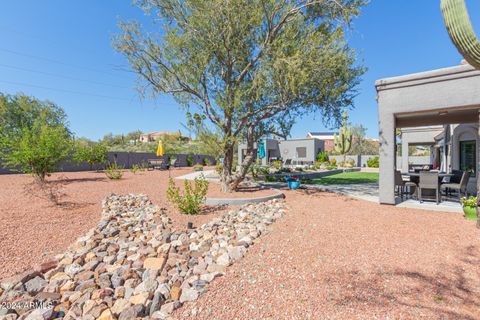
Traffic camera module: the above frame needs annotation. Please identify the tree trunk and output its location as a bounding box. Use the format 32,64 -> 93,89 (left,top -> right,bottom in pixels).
220,143 -> 235,193
219,126 -> 256,193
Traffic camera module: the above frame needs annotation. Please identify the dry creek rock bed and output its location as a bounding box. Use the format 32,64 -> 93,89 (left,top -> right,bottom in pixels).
0,194 -> 287,320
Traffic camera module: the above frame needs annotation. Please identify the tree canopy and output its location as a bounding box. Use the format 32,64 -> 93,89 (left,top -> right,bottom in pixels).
0,93 -> 72,181
115,0 -> 366,191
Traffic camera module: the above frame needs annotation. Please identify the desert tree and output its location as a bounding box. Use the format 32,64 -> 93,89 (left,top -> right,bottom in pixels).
115,0 -> 366,191
0,93 -> 72,182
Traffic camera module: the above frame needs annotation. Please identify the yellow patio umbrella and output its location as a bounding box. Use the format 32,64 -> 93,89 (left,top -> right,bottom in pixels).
156,140 -> 164,157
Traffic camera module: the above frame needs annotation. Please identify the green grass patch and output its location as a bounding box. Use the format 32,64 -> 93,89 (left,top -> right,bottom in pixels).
311,172 -> 379,186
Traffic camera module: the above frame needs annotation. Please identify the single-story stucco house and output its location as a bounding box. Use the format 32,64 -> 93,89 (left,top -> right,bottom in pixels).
306,132 -> 336,151
376,61 -> 479,205
238,138 -> 325,166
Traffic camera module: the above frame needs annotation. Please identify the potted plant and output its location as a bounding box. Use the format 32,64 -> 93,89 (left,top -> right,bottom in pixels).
285,176 -> 301,190
460,196 -> 478,221
193,164 -> 204,172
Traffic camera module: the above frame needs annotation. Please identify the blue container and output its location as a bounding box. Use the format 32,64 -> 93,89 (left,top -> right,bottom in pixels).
288,180 -> 301,190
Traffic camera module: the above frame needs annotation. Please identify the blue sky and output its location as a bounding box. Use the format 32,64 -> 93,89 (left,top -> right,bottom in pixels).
1,1 -> 479,140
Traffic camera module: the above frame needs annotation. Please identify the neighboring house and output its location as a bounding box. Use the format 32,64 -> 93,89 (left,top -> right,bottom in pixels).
238,138 -> 325,166
306,132 -> 336,152
139,131 -> 189,142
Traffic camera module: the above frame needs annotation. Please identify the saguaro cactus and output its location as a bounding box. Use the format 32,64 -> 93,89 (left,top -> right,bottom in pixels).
441,0 -> 480,69
442,0 -> 480,229
334,111 -> 353,163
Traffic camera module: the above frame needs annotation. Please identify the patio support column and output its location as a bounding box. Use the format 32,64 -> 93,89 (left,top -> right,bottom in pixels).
379,111 -> 396,205
401,134 -> 409,172
477,111 -> 480,228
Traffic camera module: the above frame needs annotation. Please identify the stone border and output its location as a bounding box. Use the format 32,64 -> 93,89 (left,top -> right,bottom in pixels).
205,189 -> 285,206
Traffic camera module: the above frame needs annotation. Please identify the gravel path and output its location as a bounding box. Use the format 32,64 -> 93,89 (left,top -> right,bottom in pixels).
0,170 -> 277,279
174,189 -> 480,319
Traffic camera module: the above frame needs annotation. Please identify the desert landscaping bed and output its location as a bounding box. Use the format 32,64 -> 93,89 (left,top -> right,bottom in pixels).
1,172 -> 480,319
0,194 -> 286,319
0,169 -> 278,279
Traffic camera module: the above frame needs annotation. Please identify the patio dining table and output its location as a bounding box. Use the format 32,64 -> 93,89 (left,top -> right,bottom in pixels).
401,172 -> 454,185
402,172 -> 454,178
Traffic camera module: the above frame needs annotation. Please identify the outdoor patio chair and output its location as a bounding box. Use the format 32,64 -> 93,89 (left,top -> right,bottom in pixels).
441,171 -> 470,201
283,159 -> 292,166
395,170 -> 417,199
418,171 -> 440,204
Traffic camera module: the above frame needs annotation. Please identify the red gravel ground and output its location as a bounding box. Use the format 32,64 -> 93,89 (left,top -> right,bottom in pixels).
0,169 -> 277,279
174,189 -> 480,320
2,172 -> 480,319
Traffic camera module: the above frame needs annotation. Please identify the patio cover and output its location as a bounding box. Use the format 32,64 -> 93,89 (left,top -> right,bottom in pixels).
376,63 -> 480,204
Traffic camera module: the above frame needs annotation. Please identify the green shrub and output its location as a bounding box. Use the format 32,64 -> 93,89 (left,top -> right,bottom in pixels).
316,152 -> 329,163
139,162 -> 148,171
167,176 -> 209,215
367,156 -> 379,168
249,165 -> 260,180
271,160 -> 282,169
203,158 -> 210,166
460,196 -> 478,207
329,158 -> 337,166
215,164 -> 223,174
265,175 -> 277,182
130,164 -> 141,174
186,155 -> 193,166
74,142 -> 108,170
326,164 -> 337,170
105,162 -> 124,179
4,122 -> 72,182
0,94 -> 74,182
193,164 -> 204,171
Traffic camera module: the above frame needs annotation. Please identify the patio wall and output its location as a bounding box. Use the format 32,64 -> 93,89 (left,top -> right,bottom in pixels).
329,155 -> 378,167
395,156 -> 432,167
0,152 -> 216,174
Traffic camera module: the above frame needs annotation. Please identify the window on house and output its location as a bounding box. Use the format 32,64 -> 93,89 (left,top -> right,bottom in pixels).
460,140 -> 476,174
296,147 -> 307,158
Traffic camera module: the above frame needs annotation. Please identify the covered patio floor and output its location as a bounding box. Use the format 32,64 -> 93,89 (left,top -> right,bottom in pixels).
310,182 -> 463,213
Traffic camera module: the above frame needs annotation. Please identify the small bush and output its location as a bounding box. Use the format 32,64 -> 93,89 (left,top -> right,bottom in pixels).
460,196 -> 478,207
167,176 -> 209,215
130,164 -> 141,174
271,160 -> 282,169
203,158 -> 210,166
326,164 -> 337,170
193,164 -> 204,171
329,158 -> 337,166
265,175 -> 277,182
139,162 -> 148,171
105,162 -> 123,179
186,155 -> 193,167
215,164 -> 223,174
74,142 -> 108,170
316,152 -> 329,163
367,156 -> 379,168
249,165 -> 260,180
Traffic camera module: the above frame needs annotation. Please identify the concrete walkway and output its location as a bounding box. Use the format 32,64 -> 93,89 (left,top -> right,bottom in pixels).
175,170 -> 218,181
